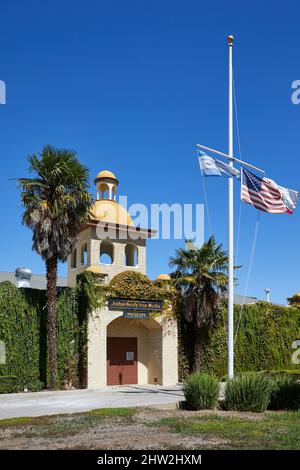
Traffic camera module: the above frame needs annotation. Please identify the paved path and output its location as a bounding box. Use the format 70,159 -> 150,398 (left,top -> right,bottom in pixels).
0,385 -> 184,420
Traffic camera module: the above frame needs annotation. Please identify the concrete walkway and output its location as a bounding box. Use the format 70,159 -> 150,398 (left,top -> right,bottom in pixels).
0,385 -> 184,420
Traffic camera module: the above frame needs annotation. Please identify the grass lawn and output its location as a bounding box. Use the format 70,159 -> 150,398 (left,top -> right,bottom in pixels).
151,411 -> 300,450
0,408 -> 299,450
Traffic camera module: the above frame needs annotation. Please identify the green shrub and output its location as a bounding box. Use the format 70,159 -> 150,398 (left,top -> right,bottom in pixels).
225,373 -> 273,412
183,372 -> 219,410
261,370 -> 300,380
109,271 -> 173,301
221,369 -> 300,382
0,376 -> 44,393
269,375 -> 300,410
0,376 -> 22,394
23,380 -> 44,392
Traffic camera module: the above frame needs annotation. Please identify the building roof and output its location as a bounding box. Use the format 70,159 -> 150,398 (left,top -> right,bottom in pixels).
233,294 -> 258,305
0,271 -> 68,290
222,292 -> 258,305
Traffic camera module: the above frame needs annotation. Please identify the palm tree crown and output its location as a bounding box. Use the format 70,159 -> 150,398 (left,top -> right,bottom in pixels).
170,236 -> 228,324
19,145 -> 92,261
169,236 -> 229,371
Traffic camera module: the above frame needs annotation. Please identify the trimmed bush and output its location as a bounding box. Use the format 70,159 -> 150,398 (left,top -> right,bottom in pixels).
225,373 -> 273,412
23,380 -> 44,392
0,376 -> 22,393
109,271 -> 168,301
269,375 -> 300,410
183,372 -> 219,410
261,370 -> 300,380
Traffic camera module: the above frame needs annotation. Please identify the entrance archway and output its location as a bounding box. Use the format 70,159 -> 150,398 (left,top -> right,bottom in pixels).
106,316 -> 162,386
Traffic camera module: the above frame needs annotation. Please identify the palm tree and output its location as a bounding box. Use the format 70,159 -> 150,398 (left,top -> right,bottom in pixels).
18,145 -> 92,389
169,236 -> 228,371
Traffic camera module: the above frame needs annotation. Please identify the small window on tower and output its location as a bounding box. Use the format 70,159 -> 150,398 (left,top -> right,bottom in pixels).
99,183 -> 109,199
125,244 -> 138,267
81,242 -> 88,266
71,248 -> 77,269
100,240 -> 114,264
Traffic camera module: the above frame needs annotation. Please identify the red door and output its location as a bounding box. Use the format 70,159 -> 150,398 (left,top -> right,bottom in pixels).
107,337 -> 138,386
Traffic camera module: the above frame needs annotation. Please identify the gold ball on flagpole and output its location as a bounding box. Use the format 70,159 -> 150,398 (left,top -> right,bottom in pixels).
227,35 -> 234,45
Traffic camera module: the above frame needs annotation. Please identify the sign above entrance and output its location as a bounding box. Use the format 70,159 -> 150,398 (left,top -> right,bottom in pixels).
123,310 -> 149,320
108,298 -> 162,312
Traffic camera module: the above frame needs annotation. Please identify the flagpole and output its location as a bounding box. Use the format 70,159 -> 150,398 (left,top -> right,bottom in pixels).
228,35 -> 234,380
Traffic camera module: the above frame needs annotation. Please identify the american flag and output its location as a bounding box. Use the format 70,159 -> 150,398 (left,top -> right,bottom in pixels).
241,168 -> 288,214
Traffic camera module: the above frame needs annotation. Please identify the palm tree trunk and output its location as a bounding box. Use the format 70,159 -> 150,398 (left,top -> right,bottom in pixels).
194,325 -> 209,371
194,325 -> 202,371
46,256 -> 57,390
193,296 -> 202,371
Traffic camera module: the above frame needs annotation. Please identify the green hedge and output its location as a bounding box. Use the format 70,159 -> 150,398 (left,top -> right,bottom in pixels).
269,374 -> 300,410
0,376 -> 22,393
0,281 -> 87,391
186,301 -> 300,378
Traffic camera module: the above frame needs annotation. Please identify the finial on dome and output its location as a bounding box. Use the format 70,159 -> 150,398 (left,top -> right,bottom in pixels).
227,35 -> 234,45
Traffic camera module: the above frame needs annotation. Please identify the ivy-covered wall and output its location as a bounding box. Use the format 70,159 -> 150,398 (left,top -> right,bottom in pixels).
0,281 -> 86,390
3,272 -> 298,389
195,301 -> 300,378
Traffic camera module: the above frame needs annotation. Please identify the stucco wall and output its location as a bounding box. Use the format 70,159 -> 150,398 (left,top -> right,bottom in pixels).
160,317 -> 179,386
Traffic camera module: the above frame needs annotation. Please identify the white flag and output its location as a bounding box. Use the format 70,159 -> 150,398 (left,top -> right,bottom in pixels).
198,152 -> 240,179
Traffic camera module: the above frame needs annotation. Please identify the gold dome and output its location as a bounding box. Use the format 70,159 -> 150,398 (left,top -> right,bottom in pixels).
90,199 -> 134,226
156,273 -> 171,281
95,170 -> 117,181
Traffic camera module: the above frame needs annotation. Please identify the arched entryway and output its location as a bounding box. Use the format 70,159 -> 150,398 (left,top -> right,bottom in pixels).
106,316 -> 162,386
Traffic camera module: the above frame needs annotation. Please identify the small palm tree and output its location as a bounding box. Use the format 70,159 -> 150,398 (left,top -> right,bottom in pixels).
169,236 -> 228,371
18,145 -> 92,389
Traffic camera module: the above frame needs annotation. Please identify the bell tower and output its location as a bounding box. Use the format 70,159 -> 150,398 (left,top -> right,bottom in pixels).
67,170 -> 155,286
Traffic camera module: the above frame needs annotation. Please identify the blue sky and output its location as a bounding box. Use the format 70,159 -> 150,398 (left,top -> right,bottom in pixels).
0,0 -> 299,304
